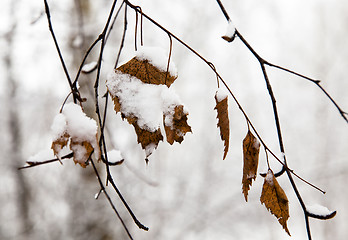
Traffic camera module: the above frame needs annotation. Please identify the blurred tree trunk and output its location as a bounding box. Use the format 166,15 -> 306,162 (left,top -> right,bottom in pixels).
4,0 -> 32,238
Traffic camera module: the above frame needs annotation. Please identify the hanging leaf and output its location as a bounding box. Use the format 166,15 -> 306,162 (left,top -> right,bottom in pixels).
164,105 -> 192,144
242,130 -> 260,201
214,90 -> 230,160
260,169 -> 290,236
117,57 -> 177,87
50,103 -> 100,167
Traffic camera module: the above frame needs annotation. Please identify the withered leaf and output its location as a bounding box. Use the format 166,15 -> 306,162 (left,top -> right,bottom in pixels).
242,130 -> 260,201
51,132 -> 70,159
214,91 -> 230,160
70,138 -> 95,168
260,169 -> 290,236
129,116 -> 163,157
164,105 -> 192,145
117,57 -> 177,87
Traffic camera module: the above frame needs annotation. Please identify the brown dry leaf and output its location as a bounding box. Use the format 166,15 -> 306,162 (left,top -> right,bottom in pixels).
260,169 -> 290,236
214,92 -> 230,160
129,116 -> 163,157
69,138 -> 95,168
117,57 -> 177,87
164,105 -> 192,145
242,130 -> 260,201
51,132 -> 70,159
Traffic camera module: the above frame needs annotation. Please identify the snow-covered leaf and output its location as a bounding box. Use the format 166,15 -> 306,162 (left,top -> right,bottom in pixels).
106,50 -> 190,159
51,103 -> 100,167
214,89 -> 229,160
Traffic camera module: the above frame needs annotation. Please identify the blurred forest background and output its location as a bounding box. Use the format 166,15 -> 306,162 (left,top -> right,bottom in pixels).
1,0 -> 348,239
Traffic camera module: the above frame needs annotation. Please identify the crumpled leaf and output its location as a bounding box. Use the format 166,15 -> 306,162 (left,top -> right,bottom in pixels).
164,105 -> 192,144
117,57 -> 177,87
214,91 -> 229,160
242,130 -> 260,201
260,169 -> 290,236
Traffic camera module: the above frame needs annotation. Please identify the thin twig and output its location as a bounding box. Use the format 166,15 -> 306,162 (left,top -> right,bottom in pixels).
124,0 -> 323,194
18,152 -> 74,170
90,159 -> 134,240
43,0 -> 78,103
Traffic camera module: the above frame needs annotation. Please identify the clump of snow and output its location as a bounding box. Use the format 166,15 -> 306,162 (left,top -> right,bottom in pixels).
62,103 -> 98,144
215,88 -> 229,102
135,46 -> 177,77
82,61 -> 98,73
106,71 -> 184,132
307,204 -> 333,217
224,20 -> 236,38
265,170 -> 274,185
51,113 -> 67,141
107,150 -> 123,163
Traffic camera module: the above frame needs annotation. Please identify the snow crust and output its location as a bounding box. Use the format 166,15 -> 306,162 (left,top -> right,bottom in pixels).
135,46 -> 177,77
106,71 -> 183,132
215,88 -> 229,102
307,204 -> 333,217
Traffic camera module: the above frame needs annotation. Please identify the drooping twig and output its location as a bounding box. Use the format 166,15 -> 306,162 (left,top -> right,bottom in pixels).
214,1 -> 344,239
123,0 -> 321,194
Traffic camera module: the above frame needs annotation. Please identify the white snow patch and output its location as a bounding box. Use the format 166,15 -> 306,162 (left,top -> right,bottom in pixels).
107,150 -> 123,163
82,61 -> 97,72
215,88 -> 229,102
265,170 -> 274,185
307,204 -> 333,217
135,46 -> 177,77
62,103 -> 98,143
224,20 -> 236,38
51,113 -> 67,141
